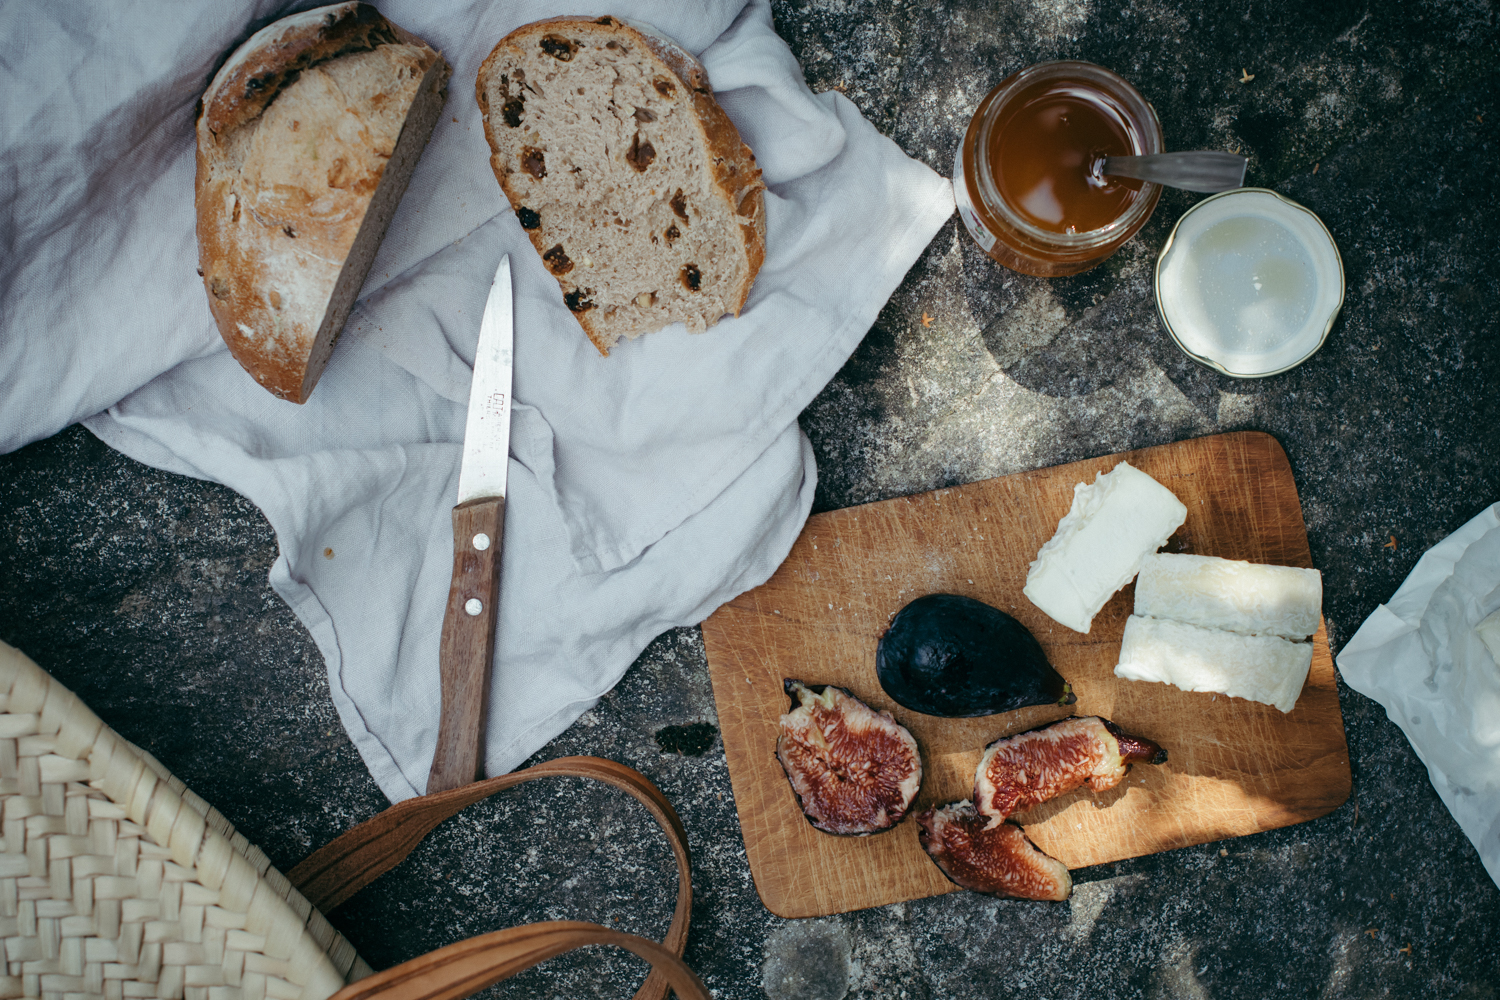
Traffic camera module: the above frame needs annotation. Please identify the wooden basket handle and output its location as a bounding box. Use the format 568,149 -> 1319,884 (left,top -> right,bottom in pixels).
326,923 -> 706,1000
287,757 -> 703,1000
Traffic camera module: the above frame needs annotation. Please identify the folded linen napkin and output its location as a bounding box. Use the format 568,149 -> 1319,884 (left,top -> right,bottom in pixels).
0,0 -> 955,800
1336,503 -> 1500,890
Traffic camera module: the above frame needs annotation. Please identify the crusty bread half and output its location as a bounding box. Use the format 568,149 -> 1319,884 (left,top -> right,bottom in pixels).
195,3 -> 450,403
476,16 -> 766,355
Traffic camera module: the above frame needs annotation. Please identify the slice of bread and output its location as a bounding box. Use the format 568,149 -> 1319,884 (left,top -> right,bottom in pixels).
195,3 -> 450,403
477,16 -> 766,355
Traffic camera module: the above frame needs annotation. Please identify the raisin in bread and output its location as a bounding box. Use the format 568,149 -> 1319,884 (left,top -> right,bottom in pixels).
476,16 -> 766,355
196,3 -> 450,403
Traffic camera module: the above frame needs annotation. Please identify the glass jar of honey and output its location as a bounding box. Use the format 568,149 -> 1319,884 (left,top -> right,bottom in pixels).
954,61 -> 1164,277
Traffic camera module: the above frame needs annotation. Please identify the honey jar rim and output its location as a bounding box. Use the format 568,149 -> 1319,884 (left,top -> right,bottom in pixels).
968,60 -> 1164,250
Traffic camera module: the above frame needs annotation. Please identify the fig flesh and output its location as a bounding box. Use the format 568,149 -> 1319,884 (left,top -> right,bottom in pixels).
776,680 -> 923,836
974,716 -> 1167,824
918,800 -> 1072,901
876,594 -> 1074,717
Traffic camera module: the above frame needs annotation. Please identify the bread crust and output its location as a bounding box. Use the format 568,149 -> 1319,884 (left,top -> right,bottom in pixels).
476,16 -> 766,355
201,3 -> 395,138
195,3 -> 449,402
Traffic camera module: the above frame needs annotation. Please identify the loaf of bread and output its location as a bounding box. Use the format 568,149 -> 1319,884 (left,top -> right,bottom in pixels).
476,16 -> 766,355
195,3 -> 450,403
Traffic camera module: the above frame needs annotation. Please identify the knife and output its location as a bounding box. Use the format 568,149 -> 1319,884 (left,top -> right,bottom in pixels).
427,255 -> 514,794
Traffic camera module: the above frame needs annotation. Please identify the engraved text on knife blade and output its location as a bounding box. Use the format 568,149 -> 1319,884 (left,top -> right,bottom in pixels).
457,256 -> 514,505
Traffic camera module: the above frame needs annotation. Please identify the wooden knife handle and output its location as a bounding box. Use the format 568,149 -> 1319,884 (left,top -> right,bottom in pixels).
427,496 -> 505,794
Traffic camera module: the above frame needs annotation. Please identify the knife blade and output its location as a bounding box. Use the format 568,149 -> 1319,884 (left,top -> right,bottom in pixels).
427,255 -> 514,794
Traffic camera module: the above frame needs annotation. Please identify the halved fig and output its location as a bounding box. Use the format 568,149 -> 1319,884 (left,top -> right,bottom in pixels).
876,594 -> 1074,717
974,716 -> 1167,824
776,680 -> 923,836
918,801 -> 1072,901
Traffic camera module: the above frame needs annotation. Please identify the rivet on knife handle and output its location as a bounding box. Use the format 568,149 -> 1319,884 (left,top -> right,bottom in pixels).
428,496 -> 505,793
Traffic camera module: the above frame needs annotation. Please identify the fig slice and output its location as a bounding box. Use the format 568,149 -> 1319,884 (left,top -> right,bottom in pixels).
918,800 -> 1072,901
776,680 -> 923,836
876,594 -> 1075,717
974,716 -> 1167,824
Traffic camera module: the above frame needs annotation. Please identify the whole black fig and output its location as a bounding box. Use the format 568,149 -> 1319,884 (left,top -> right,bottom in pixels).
876,594 -> 1074,717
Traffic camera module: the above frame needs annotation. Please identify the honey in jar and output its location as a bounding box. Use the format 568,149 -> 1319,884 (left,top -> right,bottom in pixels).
954,62 -> 1164,277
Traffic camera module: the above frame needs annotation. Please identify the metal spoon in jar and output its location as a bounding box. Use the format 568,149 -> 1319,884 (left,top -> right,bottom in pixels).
1096,151 -> 1247,193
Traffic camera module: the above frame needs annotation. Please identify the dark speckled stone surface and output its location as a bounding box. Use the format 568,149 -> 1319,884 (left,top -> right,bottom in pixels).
2,1 -> 1498,997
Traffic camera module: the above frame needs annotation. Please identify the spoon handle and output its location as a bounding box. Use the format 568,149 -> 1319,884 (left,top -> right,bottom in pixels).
1101,151 -> 1247,193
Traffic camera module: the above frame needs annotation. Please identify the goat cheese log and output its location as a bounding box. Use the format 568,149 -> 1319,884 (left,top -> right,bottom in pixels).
1479,609 -> 1500,666
1134,553 -> 1323,639
1024,462 -> 1188,633
1115,616 -> 1314,713
196,3 -> 450,402
476,16 -> 766,355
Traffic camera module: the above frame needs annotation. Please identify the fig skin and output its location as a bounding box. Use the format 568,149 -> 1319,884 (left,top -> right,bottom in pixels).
974,716 -> 1168,824
918,800 -> 1072,901
776,680 -> 923,836
876,594 -> 1075,717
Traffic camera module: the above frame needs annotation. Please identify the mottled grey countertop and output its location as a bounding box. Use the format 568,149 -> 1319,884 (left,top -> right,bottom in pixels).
2,1 -> 1498,997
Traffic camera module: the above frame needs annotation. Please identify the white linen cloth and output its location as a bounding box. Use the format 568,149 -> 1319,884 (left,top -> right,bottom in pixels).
1336,503 -> 1500,890
0,0 -> 955,800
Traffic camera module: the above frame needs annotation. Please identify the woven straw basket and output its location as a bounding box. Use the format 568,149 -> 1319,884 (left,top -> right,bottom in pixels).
0,640 -> 705,1000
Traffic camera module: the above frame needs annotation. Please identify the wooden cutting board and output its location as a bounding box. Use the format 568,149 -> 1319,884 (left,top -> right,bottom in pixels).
702,431 -> 1350,919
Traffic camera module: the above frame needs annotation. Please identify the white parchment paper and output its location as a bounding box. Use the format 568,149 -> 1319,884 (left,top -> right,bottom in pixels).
1336,503 -> 1500,888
